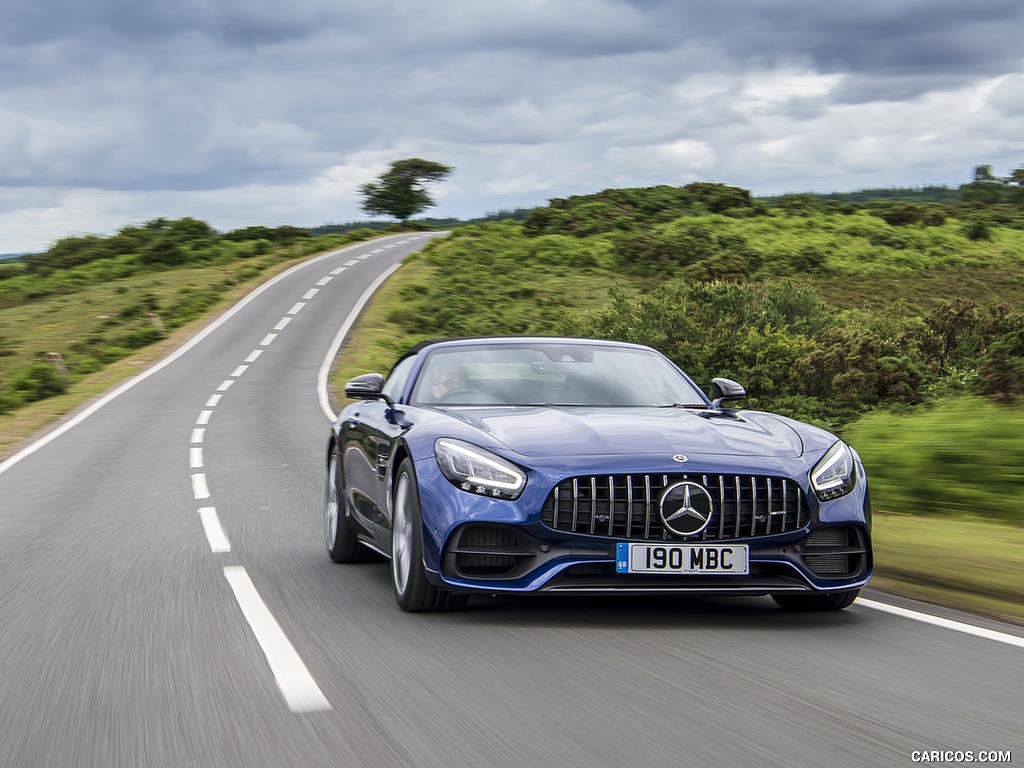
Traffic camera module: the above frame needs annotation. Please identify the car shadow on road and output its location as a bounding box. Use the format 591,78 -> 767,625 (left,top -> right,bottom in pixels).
434,592 -> 868,632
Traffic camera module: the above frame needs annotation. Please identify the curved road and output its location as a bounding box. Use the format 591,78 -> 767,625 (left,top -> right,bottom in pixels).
0,235 -> 1020,767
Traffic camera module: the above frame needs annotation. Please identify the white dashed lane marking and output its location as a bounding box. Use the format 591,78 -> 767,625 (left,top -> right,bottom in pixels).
199,507 -> 231,553
191,473 -> 210,500
182,238 -> 414,715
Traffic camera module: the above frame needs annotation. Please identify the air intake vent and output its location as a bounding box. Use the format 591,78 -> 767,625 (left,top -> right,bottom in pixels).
803,526 -> 867,578
448,525 -> 533,578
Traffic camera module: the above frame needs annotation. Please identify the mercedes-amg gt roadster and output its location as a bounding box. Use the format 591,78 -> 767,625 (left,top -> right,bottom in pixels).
324,337 -> 871,612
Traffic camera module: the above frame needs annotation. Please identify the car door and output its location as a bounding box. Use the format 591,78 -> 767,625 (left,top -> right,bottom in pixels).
341,355 -> 417,537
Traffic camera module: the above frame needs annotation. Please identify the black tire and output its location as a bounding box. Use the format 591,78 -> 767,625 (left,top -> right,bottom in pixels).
391,459 -> 468,612
325,451 -> 371,563
771,589 -> 860,612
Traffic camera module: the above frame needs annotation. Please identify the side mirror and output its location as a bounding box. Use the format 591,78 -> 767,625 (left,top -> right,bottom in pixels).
344,373 -> 391,404
710,377 -> 746,408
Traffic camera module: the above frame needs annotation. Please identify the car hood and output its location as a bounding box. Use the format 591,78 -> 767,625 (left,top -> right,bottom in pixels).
443,407 -> 804,459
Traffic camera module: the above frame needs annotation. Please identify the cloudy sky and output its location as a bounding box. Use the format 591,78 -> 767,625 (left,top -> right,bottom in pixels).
3,0 -> 1023,252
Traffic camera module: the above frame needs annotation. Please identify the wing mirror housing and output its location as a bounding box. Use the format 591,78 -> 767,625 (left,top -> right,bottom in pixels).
344,373 -> 393,405
710,377 -> 746,408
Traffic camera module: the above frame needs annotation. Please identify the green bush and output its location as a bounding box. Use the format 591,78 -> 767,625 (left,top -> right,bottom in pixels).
10,361 -> 67,402
844,397 -> 1024,524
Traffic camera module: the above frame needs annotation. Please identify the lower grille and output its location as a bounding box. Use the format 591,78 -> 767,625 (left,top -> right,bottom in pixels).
541,473 -> 807,541
448,525 -> 533,578
803,526 -> 867,578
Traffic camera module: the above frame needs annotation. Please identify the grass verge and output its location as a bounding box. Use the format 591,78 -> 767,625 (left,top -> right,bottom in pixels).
0,242 -> 353,460
872,512 -> 1024,625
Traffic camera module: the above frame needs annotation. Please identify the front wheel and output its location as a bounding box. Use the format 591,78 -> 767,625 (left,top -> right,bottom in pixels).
325,451 -> 371,563
771,589 -> 860,612
391,460 -> 468,612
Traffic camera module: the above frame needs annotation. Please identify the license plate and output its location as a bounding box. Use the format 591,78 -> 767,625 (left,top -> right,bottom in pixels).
616,543 -> 749,574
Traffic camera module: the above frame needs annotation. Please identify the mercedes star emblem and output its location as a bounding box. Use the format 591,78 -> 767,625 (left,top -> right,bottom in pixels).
659,481 -> 715,537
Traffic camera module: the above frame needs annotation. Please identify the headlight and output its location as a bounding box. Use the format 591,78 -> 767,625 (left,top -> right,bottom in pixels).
435,438 -> 526,500
810,441 -> 856,501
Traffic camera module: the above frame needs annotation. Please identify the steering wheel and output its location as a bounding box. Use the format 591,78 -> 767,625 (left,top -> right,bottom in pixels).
438,387 -> 482,402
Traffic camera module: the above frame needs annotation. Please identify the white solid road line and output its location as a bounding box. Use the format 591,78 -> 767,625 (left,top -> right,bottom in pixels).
317,262 -> 404,422
198,507 -> 231,553
860,599 -> 1024,650
223,566 -> 331,713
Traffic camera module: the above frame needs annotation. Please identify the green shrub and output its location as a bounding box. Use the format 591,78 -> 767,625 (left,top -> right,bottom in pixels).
10,361 -> 67,402
844,397 -> 1024,524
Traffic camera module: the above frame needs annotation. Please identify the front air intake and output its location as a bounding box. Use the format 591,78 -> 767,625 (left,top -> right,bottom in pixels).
803,526 -> 868,578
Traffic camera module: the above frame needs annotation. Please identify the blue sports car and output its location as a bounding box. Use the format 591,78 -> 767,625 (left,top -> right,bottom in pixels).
325,336 -> 871,612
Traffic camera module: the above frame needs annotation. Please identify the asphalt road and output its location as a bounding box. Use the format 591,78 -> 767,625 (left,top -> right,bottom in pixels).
1,234 -> 1021,768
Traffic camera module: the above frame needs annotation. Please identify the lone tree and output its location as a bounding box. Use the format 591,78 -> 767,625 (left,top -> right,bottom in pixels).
359,158 -> 453,223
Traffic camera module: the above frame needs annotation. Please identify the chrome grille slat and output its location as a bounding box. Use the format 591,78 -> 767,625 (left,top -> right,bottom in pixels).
624,479 -> 630,535
542,473 -> 807,542
644,476 -> 652,539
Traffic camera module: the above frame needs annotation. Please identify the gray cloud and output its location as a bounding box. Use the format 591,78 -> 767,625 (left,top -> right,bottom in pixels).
1,0 -> 1023,251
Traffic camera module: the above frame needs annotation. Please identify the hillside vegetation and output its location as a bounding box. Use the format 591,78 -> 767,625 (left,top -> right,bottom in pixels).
4,175 -> 1024,528
340,178 -> 1024,526
0,219 -> 381,415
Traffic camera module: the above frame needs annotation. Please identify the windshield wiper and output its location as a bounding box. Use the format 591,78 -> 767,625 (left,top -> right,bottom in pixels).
662,403 -> 713,409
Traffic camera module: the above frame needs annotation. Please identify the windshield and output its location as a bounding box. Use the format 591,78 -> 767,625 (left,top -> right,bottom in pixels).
410,343 -> 707,407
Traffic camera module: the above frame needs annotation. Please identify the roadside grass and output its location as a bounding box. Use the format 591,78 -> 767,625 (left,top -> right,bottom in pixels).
327,254 -> 440,405
0,252 -> 293,383
0,245 -> 337,460
872,513 -> 1024,625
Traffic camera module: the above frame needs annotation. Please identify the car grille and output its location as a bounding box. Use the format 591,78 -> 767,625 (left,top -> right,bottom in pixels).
541,473 -> 807,541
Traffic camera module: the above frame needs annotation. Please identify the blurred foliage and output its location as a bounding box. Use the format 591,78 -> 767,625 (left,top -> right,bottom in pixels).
846,398 -> 1024,524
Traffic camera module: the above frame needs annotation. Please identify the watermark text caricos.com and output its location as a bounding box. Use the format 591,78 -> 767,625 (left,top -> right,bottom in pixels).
912,751 -> 1011,763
